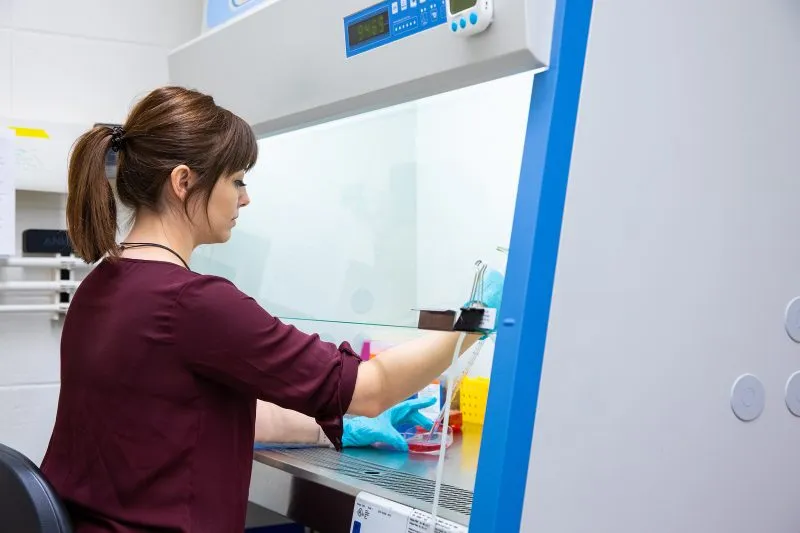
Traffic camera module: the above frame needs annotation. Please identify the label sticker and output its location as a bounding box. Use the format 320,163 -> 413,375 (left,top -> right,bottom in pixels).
478,308 -> 496,330
351,492 -> 467,533
8,126 -> 49,139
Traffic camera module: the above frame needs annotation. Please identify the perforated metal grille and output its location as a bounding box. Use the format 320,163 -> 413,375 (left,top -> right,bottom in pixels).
273,448 -> 473,516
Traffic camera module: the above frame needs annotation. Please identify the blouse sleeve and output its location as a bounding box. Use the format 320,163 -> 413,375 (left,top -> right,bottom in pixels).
174,274 -> 361,449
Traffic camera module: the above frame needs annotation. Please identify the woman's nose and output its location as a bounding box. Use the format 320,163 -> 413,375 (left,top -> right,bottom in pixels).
239,189 -> 251,208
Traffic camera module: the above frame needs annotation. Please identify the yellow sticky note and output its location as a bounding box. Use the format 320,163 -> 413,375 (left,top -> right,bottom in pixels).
8,126 -> 50,139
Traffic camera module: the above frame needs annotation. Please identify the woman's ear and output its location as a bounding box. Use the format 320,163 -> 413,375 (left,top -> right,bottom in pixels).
169,164 -> 194,201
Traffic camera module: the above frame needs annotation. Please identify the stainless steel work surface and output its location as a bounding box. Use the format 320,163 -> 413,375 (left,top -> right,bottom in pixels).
249,429 -> 483,532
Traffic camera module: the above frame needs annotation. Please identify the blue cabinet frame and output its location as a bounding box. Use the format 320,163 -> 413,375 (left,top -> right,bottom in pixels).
469,0 -> 594,530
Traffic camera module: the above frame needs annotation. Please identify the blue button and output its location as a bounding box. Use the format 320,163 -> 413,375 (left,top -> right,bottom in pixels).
470,12 -> 478,24
459,17 -> 466,28
451,21 -> 458,31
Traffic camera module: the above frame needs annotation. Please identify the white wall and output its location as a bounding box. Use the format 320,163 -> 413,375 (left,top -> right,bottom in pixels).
0,0 -> 203,465
522,1 -> 800,532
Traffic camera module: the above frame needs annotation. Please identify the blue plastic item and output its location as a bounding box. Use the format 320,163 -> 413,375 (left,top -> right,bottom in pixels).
481,268 -> 504,313
342,396 -> 436,451
464,267 -> 505,338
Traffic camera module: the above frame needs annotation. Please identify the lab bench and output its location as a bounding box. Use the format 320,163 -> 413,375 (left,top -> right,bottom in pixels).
248,428 -> 482,532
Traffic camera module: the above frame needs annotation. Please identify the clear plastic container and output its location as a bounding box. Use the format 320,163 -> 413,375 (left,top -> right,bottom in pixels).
404,426 -> 454,454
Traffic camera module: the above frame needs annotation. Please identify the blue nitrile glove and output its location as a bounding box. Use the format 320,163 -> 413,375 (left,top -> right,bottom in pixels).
465,268 -> 505,337
342,396 -> 437,452
481,268 -> 504,311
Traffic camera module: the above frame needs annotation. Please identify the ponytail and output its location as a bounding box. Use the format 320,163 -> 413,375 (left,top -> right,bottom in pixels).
66,127 -> 118,263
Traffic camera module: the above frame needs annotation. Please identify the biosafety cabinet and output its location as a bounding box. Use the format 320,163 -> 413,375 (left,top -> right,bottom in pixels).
169,0 -> 800,532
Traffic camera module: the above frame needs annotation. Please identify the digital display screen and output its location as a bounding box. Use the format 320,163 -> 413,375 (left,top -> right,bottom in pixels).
449,0 -> 477,14
348,10 -> 390,47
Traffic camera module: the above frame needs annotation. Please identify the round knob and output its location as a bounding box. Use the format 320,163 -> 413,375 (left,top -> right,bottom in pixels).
730,374 -> 765,422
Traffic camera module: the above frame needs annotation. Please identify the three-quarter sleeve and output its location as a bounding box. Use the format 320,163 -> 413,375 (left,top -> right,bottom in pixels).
174,274 -> 361,448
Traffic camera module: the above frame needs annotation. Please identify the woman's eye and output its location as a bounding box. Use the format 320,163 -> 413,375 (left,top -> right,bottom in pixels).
234,180 -> 247,188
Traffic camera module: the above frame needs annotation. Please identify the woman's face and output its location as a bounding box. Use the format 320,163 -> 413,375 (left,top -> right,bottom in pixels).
202,170 -> 250,243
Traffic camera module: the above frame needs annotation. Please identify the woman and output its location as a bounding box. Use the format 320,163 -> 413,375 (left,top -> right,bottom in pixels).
41,86 -> 501,533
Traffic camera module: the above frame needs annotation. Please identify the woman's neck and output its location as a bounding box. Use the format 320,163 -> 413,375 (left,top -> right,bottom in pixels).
121,211 -> 194,267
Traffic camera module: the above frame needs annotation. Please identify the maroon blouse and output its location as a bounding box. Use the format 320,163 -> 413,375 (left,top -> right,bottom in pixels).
40,258 -> 361,532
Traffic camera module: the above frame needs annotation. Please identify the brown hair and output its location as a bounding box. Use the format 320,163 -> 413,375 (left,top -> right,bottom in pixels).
66,86 -> 258,263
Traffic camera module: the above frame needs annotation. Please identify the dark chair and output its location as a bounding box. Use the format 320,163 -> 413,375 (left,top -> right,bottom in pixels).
0,443 -> 72,533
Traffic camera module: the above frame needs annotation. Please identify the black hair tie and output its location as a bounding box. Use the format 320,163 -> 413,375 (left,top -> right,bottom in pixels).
110,126 -> 126,153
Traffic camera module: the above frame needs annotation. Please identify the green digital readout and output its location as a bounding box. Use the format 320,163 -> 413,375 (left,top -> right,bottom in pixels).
348,10 -> 390,47
449,0 -> 477,14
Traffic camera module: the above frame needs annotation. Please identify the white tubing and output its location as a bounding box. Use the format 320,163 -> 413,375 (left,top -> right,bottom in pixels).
0,257 -> 90,269
429,332 -> 466,532
0,304 -> 68,313
440,338 -> 485,384
0,281 -> 80,292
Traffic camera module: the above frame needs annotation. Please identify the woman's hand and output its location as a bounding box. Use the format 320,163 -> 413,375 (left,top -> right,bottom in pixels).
342,396 -> 437,451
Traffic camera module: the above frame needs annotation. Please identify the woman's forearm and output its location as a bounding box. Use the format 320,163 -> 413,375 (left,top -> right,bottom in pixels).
255,400 -> 323,444
348,331 -> 480,417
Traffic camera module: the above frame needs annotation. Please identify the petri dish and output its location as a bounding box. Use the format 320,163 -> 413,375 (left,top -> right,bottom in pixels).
405,426 -> 454,454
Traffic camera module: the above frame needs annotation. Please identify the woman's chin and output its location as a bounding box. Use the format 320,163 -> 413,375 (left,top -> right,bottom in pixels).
217,229 -> 233,243
205,228 -> 233,245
